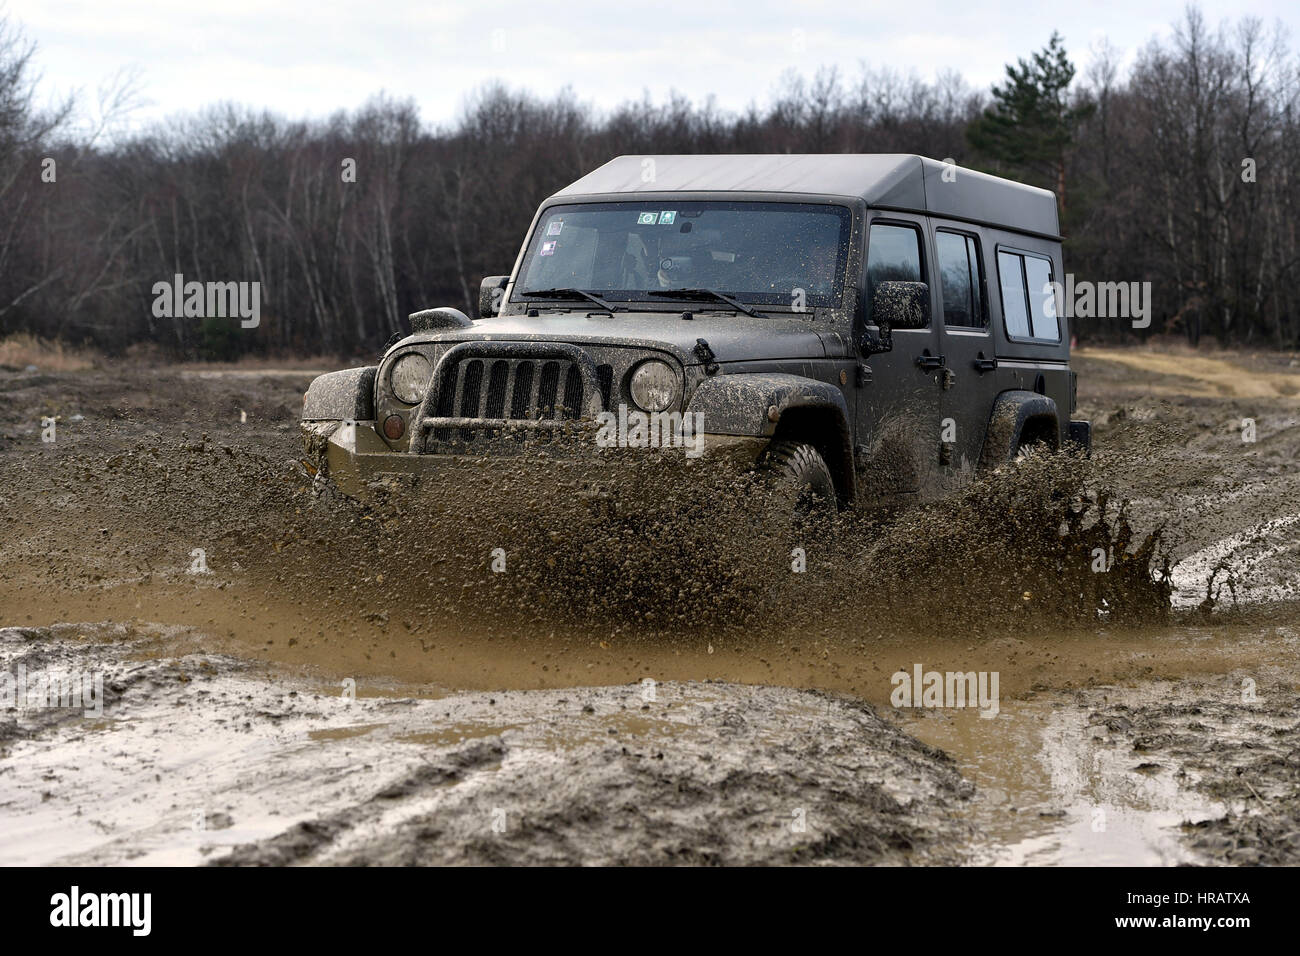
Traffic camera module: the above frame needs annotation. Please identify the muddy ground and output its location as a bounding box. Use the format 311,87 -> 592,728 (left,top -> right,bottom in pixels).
0,346 -> 1297,865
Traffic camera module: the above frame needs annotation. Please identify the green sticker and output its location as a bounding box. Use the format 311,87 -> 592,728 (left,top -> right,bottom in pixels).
658,210 -> 676,225
637,212 -> 657,225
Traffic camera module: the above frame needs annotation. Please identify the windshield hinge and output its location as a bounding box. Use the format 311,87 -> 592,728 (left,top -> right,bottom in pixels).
693,338 -> 720,375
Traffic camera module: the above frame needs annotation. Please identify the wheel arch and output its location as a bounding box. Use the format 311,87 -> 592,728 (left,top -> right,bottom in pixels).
302,366 -> 377,422
686,372 -> 855,505
978,389 -> 1061,471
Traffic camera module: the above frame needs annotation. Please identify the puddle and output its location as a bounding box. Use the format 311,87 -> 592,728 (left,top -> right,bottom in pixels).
395,711 -> 681,749
900,693 -> 1228,866
307,723 -> 386,741
396,724 -> 521,746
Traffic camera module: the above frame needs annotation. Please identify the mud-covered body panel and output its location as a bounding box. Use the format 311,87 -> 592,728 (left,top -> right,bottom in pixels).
302,367 -> 376,422
685,372 -> 849,436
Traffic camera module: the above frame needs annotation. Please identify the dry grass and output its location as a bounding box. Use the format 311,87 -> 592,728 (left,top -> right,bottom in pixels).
0,333 -> 97,372
0,334 -> 348,373
171,354 -> 344,372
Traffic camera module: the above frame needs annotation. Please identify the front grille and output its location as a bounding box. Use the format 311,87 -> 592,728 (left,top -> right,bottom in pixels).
431,356 -> 586,443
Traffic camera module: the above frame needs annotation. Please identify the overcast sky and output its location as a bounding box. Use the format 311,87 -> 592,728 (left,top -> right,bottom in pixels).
8,0 -> 1298,132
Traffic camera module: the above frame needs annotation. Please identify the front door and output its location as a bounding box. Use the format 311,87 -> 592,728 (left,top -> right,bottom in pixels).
854,215 -> 944,503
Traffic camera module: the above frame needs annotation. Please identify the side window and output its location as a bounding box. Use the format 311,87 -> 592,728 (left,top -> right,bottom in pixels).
998,251 -> 1031,339
1023,256 -> 1059,341
936,230 -> 986,328
997,249 -> 1060,342
867,222 -> 925,324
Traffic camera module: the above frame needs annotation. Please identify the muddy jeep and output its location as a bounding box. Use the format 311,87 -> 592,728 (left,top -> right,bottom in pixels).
302,154 -> 1089,511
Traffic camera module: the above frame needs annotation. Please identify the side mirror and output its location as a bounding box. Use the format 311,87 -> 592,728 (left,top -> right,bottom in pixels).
872,280 -> 930,330
478,275 -> 509,318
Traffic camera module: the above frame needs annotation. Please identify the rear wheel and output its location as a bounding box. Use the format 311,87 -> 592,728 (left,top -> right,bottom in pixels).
1013,438 -> 1048,463
1012,420 -> 1059,464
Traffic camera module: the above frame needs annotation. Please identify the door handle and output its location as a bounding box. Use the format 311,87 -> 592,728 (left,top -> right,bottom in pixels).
973,353 -> 998,373
915,350 -> 946,371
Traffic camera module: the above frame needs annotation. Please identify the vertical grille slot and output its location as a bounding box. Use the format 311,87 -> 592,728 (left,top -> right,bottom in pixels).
510,362 -> 535,420
537,361 -> 561,419
458,359 -> 484,441
432,360 -> 459,442
596,363 -> 613,411
562,364 -> 583,420
435,362 -> 459,417
485,360 -> 510,419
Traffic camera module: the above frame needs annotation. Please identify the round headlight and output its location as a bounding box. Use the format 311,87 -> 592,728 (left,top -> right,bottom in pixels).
390,353 -> 431,405
629,360 -> 680,413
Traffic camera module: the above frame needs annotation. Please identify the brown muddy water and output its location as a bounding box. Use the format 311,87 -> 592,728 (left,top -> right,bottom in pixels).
0,349 -> 1297,865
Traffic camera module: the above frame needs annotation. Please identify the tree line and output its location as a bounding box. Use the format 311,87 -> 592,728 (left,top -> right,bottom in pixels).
1,6 -> 1297,358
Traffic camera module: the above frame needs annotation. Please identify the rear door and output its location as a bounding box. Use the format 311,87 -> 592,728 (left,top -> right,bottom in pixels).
854,215 -> 944,502
930,224 -> 998,481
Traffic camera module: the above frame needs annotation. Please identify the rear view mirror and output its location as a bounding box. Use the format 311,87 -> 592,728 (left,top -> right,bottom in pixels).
478,275 -> 509,318
872,281 -> 930,330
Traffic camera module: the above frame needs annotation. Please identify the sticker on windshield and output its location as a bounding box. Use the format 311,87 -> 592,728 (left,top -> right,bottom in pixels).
658,210 -> 677,225
636,212 -> 658,225
546,219 -> 563,236
540,240 -> 557,256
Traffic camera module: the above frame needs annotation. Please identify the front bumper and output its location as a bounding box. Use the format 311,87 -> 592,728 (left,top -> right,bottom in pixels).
302,420 -> 767,500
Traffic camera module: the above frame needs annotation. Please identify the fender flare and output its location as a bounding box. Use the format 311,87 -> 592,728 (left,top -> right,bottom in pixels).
687,372 -> 854,501
302,366 -> 377,421
978,389 -> 1060,471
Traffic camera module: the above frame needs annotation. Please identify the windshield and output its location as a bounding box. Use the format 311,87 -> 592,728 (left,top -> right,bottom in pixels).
515,200 -> 852,310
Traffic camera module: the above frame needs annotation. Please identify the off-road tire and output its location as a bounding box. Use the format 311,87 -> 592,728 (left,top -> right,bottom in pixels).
759,440 -> 837,519
1013,432 -> 1058,464
1013,438 -> 1047,463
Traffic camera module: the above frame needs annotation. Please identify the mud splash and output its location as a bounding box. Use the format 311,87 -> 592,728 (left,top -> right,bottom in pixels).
0,426 -> 1173,649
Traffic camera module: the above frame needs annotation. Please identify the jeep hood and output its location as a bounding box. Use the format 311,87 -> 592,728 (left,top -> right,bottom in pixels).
399,311 -> 827,365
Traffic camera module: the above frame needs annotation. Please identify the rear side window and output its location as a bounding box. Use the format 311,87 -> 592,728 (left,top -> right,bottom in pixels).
997,249 -> 1060,342
867,223 -> 925,324
1023,256 -> 1059,341
936,231 -> 985,328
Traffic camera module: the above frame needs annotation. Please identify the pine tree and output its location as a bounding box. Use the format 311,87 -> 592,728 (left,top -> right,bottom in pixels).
967,32 -> 1093,218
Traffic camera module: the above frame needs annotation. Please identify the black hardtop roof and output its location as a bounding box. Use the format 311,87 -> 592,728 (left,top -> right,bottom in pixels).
550,153 -> 1061,239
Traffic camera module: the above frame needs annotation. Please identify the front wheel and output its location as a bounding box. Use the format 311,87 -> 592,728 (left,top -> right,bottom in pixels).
758,440 -> 837,523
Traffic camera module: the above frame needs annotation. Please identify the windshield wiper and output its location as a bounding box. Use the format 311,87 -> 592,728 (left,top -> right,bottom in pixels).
646,288 -> 764,317
518,288 -> 623,312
